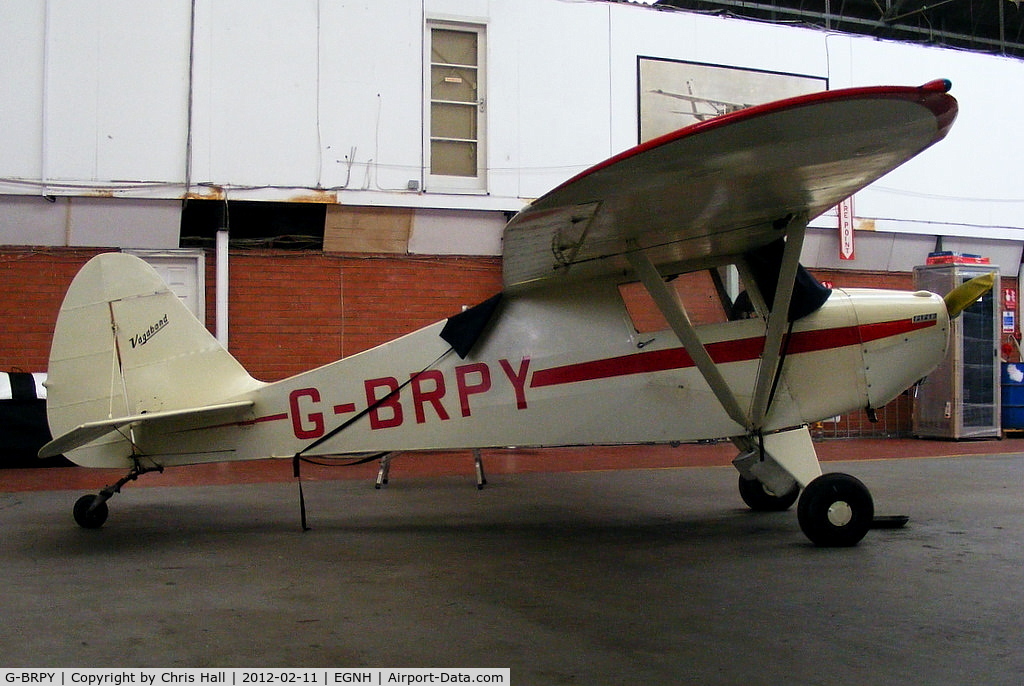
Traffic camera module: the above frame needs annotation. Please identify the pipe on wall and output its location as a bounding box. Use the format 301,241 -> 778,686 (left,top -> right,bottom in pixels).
216,229 -> 229,348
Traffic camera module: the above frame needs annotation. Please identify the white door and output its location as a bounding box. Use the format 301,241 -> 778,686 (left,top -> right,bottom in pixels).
126,249 -> 206,321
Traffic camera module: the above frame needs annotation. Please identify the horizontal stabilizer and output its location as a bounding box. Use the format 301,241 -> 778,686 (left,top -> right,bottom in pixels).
38,400 -> 253,459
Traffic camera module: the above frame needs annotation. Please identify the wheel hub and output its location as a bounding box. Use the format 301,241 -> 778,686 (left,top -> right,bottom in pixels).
826,500 -> 854,527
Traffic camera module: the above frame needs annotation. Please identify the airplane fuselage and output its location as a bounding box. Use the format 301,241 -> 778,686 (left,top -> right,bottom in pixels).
113,278 -> 948,468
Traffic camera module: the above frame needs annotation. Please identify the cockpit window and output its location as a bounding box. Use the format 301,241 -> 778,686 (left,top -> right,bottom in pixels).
617,271 -> 729,334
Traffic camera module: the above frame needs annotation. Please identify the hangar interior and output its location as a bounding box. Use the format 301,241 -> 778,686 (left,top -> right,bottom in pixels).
4,3 -> 1024,677
657,0 -> 1024,58
2,0 -> 1023,442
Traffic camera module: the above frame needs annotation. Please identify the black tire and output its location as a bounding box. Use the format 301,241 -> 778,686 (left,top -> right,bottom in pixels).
738,475 -> 799,511
73,494 -> 109,529
797,473 -> 873,547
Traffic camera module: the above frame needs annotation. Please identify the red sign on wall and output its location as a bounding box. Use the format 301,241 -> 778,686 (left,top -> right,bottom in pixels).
1003,287 -> 1018,336
838,197 -> 855,261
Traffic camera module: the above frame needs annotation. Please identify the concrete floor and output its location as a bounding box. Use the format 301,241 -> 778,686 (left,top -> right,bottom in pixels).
2,447 -> 1023,684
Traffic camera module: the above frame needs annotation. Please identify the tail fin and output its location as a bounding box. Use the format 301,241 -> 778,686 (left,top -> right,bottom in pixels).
43,253 -> 259,467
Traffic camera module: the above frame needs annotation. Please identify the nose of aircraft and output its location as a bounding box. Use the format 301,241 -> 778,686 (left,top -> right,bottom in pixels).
853,288 -> 950,412
858,272 -> 994,411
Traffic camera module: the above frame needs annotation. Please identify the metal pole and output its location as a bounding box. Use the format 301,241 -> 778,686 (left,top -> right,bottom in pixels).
216,229 -> 229,348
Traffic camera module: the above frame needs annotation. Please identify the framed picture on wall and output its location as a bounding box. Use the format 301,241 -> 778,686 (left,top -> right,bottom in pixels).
638,58 -> 826,143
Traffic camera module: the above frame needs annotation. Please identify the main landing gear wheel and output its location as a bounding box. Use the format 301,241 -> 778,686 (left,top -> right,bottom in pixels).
738,475 -> 799,511
73,494 -> 109,529
797,472 -> 874,547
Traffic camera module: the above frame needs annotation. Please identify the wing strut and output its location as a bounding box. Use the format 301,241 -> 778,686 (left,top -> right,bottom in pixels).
734,260 -> 769,318
747,213 -> 808,429
626,248 -> 749,431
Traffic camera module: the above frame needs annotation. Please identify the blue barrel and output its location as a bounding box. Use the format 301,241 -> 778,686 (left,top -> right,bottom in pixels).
1002,363 -> 1024,429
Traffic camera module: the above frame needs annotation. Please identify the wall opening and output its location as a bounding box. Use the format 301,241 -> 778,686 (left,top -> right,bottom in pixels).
180,200 -> 326,250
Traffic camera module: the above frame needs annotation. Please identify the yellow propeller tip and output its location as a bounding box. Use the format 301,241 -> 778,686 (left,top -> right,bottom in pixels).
943,271 -> 995,319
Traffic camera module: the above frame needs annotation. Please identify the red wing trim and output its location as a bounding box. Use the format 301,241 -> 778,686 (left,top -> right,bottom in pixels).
530,318 -> 933,389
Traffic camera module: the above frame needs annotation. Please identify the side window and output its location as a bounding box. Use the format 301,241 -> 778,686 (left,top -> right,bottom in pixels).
426,23 -> 486,192
618,271 -> 730,334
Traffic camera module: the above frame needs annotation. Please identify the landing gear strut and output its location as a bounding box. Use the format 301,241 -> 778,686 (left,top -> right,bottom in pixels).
73,460 -> 163,529
733,428 -> 882,546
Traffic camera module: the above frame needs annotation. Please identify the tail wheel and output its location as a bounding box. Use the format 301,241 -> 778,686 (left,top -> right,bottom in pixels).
797,473 -> 873,547
738,475 -> 799,511
73,494 -> 109,529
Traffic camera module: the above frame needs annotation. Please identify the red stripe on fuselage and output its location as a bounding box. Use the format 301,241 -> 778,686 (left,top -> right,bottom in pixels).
529,318 -> 934,389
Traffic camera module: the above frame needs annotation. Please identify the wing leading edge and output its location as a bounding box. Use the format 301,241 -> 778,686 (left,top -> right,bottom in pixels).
502,80 -> 958,290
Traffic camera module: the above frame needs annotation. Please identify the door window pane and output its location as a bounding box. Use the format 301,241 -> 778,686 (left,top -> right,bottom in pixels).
431,140 -> 477,178
429,26 -> 482,181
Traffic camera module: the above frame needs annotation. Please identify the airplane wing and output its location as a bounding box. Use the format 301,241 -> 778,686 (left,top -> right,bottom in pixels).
38,400 -> 254,459
502,80 -> 958,289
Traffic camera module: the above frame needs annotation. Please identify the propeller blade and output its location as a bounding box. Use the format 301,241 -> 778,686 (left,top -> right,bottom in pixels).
943,272 -> 995,319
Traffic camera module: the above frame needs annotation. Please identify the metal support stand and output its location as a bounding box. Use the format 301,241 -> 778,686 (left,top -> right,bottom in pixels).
375,452 -> 398,489
474,448 -> 487,490
374,450 -> 487,489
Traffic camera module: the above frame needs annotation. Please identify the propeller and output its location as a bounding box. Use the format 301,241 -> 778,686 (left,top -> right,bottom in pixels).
943,272 -> 996,320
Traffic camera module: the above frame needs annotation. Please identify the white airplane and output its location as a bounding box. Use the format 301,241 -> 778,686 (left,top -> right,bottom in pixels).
40,79 -> 990,546
648,84 -> 751,122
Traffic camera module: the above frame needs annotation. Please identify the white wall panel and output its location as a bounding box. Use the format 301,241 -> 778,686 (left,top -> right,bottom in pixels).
190,0 -> 320,189
826,35 -> 1024,234
317,0 -> 423,194
490,0 -> 612,200
0,1 -> 45,184
0,196 -> 180,247
806,227 -> 1022,275
0,196 -> 68,245
426,0 -> 490,20
1,0 -> 1022,249
65,197 -> 181,248
408,209 -> 503,255
43,0 -> 190,185
42,0 -> 99,182
481,4 -> 519,201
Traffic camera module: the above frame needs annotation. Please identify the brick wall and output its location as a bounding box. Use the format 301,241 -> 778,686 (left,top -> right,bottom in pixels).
0,248 -> 109,372
335,254 -> 502,356
0,248 -> 502,382
222,253 -> 345,381
223,252 -> 502,381
812,268 -> 912,290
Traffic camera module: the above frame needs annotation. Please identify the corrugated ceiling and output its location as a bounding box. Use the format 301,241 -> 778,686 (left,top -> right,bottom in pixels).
654,0 -> 1024,59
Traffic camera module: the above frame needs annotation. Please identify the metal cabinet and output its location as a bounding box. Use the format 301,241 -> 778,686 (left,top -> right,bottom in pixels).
913,264 -> 1001,439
